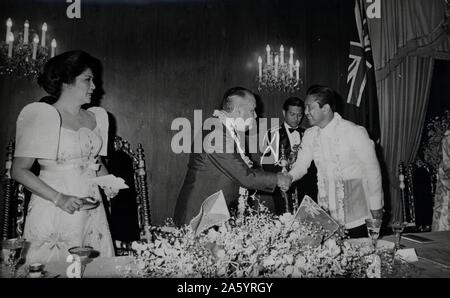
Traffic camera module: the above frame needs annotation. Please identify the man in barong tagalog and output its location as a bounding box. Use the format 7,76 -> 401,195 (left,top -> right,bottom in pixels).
174,87 -> 292,226
287,85 -> 384,238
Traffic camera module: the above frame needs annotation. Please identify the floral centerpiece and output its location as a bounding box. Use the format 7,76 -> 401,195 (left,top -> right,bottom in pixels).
131,205 -> 418,278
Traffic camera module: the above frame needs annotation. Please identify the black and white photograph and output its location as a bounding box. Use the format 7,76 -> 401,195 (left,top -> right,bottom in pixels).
0,0 -> 449,288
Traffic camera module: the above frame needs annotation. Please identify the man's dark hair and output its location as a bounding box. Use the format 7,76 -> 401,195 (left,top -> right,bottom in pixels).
283,97 -> 305,112
306,85 -> 338,112
221,86 -> 254,112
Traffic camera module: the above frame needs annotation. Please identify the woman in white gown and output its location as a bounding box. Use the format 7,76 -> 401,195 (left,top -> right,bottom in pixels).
11,51 -> 115,264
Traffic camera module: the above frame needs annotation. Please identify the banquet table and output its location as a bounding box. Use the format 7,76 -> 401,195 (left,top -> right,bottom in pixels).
1,255 -> 138,278
2,231 -> 450,278
382,231 -> 450,278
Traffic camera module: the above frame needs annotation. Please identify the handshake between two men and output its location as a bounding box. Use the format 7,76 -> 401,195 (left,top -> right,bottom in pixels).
276,172 -> 293,193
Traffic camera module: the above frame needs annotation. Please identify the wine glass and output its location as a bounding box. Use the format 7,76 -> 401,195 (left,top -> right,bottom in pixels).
365,218 -> 382,249
1,238 -> 27,277
390,221 -> 405,250
68,246 -> 93,278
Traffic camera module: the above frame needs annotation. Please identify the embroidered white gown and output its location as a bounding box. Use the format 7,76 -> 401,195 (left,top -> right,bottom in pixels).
15,102 -> 114,264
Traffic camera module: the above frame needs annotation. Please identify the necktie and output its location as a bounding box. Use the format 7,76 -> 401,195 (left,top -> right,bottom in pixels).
288,127 -> 297,133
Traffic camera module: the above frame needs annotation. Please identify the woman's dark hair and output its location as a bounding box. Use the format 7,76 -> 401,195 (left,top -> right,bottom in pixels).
37,50 -> 97,98
306,85 -> 339,112
39,95 -> 58,105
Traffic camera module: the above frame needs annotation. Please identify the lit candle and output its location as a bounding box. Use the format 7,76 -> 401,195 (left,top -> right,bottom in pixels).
51,39 -> 57,57
266,44 -> 271,65
6,18 -> 12,43
280,45 -> 284,65
289,47 -> 294,62
274,55 -> 279,78
295,60 -> 300,81
7,32 -> 14,58
289,57 -> 293,78
41,22 -> 47,47
258,56 -> 262,79
32,34 -> 39,60
23,20 -> 29,44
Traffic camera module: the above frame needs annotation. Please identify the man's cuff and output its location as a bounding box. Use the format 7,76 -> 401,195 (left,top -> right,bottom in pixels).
369,195 -> 384,210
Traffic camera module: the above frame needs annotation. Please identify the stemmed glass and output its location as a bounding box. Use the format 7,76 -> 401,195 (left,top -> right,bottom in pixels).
390,221 -> 405,250
365,218 -> 382,249
68,246 -> 93,278
1,238 -> 27,277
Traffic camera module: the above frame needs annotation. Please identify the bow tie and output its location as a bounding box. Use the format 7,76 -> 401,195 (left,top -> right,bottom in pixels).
288,127 -> 298,133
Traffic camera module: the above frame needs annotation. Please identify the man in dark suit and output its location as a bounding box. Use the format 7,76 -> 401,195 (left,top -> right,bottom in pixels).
174,87 -> 292,226
262,97 -> 318,214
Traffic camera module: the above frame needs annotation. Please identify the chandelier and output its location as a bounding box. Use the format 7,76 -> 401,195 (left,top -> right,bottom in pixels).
257,44 -> 303,93
0,18 -> 57,79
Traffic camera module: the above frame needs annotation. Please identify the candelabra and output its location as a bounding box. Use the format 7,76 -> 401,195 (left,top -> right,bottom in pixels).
257,44 -> 303,93
0,18 -> 57,79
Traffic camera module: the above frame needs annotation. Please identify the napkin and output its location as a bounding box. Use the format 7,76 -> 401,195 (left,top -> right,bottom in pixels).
395,248 -> 419,263
90,174 -> 129,190
293,195 -> 340,238
190,190 -> 230,236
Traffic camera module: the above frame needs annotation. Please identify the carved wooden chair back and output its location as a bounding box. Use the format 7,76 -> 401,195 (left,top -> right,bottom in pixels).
111,136 -> 151,243
398,161 -> 435,232
1,140 -> 28,240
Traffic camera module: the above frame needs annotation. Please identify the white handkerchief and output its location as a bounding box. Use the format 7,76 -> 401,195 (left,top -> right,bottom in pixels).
90,174 -> 129,190
395,248 -> 419,263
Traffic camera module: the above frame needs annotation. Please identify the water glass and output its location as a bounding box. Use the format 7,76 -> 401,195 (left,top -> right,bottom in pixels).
365,218 -> 382,249
1,238 -> 27,277
68,246 -> 93,278
390,221 -> 405,250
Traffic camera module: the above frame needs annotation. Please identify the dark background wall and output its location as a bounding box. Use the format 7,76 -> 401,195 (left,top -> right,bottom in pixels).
0,0 -> 355,224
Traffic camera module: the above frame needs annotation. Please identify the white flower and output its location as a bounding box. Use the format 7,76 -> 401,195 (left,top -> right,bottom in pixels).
366,254 -> 381,278
284,254 -> 294,264
153,248 -> 165,257
324,238 -> 341,257
216,249 -> 226,260
292,267 -> 303,277
274,220 -> 282,229
263,256 -> 275,267
279,212 -> 293,224
217,267 -> 227,276
137,260 -> 147,270
295,256 -> 307,269
284,265 -> 294,276
207,229 -> 219,241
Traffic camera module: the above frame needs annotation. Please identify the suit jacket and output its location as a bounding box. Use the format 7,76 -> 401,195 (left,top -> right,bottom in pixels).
174,119 -> 277,226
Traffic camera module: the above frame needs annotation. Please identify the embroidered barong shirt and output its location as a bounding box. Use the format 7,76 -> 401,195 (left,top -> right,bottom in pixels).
289,113 -> 383,229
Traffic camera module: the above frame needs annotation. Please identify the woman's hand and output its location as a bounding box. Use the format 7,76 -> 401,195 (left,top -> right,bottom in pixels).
55,194 -> 84,214
103,186 -> 119,199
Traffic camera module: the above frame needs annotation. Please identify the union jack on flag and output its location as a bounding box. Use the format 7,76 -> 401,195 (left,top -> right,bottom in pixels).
347,0 -> 374,107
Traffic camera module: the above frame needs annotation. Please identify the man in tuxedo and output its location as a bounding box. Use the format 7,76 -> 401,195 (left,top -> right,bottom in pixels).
262,97 -> 318,214
174,87 -> 292,226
